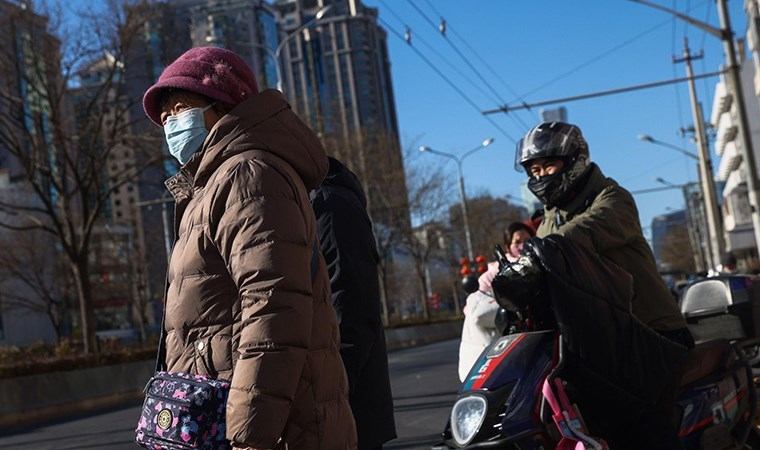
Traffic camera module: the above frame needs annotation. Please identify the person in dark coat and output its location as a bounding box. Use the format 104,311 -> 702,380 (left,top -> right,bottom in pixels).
310,157 -> 397,450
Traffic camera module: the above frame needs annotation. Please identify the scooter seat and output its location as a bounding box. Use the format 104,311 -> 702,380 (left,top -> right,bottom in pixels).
678,339 -> 730,388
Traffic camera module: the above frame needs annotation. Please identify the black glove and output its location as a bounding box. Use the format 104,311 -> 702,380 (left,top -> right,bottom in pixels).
491,244 -> 545,310
461,274 -> 480,294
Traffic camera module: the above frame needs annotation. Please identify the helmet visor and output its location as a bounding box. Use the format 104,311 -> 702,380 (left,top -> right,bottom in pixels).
514,125 -> 579,172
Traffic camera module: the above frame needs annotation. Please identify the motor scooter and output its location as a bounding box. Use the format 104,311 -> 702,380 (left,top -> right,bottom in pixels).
433,237 -> 758,450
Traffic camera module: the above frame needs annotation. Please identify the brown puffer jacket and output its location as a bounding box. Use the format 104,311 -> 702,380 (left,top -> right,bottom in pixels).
163,89 -> 357,449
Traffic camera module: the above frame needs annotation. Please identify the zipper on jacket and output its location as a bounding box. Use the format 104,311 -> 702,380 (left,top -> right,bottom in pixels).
554,211 -> 566,228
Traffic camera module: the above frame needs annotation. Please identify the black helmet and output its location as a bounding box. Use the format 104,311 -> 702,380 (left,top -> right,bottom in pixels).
515,122 -> 591,208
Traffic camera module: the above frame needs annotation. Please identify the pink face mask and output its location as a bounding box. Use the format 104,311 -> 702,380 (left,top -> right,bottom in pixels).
510,242 -> 524,257
508,229 -> 532,258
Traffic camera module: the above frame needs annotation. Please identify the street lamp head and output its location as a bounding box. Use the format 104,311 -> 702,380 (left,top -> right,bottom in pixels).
419,146 -> 430,152
315,5 -> 333,20
655,177 -> 679,188
482,138 -> 495,148
637,134 -> 655,143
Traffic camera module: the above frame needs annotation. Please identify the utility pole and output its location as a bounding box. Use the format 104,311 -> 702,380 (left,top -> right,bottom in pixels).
673,38 -> 725,269
685,185 -> 710,272
633,0 -> 760,257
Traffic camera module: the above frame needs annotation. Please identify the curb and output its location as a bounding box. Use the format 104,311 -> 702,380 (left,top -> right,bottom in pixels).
385,320 -> 463,351
0,321 -> 463,429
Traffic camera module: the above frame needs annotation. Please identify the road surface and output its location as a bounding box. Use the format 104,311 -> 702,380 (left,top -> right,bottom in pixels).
0,339 -> 462,450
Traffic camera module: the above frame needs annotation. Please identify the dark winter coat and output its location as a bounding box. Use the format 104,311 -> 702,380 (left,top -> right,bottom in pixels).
310,157 -> 397,449
162,90 -> 357,449
529,235 -> 688,449
536,164 -> 687,332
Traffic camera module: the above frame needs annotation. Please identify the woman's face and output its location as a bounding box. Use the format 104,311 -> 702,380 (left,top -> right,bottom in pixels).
508,229 -> 532,258
159,90 -> 224,130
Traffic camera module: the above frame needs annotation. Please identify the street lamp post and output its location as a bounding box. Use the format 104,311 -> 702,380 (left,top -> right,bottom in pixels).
419,138 -> 495,261
637,134 -> 699,160
135,196 -> 175,263
638,132 -> 725,268
633,0 -> 760,258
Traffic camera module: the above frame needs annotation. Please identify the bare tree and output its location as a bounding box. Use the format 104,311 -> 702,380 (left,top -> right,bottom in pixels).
0,231 -> 73,340
0,1 -> 165,353
399,149 -> 453,321
449,192 -> 527,261
320,123 -> 412,325
659,223 -> 696,274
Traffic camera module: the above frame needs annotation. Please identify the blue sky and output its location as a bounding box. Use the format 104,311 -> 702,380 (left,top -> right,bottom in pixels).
363,0 -> 747,240
60,0 -> 747,240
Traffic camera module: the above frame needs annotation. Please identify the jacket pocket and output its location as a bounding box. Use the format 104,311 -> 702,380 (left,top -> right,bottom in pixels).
210,332 -> 232,377
193,337 -> 215,377
193,332 -> 232,379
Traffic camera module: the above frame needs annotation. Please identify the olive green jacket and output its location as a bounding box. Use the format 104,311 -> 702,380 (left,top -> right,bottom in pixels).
536,164 -> 687,332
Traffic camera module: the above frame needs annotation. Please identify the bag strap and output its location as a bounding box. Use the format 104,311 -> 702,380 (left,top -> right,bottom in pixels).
155,276 -> 169,373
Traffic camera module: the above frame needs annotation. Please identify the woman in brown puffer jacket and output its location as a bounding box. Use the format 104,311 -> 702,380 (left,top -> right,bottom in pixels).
142,47 -> 357,450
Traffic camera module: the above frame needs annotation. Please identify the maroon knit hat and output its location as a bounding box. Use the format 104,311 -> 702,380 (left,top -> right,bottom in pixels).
142,46 -> 259,126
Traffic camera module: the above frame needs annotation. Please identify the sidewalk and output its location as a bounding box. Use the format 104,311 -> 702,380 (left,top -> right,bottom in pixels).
0,320 -> 463,429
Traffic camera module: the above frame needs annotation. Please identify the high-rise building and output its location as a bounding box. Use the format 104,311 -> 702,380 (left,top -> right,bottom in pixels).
70,52 -> 161,339
273,0 -> 408,229
139,0 -> 281,91
173,0 -> 283,90
0,0 -> 66,345
130,0 -> 408,228
274,0 -> 398,134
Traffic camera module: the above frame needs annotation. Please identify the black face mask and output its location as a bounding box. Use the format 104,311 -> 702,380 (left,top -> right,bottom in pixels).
528,171 -> 564,208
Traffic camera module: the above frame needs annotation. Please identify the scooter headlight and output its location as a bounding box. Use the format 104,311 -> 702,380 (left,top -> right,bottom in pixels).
450,394 -> 487,446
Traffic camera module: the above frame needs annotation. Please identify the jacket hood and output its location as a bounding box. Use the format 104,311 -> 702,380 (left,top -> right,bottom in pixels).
188,89 -> 328,190
323,157 -> 367,207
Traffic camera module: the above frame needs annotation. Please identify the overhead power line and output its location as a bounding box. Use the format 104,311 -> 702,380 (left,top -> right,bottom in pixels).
516,16 -> 676,103
420,0 -> 536,118
377,16 -> 518,144
631,183 -> 696,195
377,1 -> 495,104
406,0 -> 532,131
482,70 -> 724,115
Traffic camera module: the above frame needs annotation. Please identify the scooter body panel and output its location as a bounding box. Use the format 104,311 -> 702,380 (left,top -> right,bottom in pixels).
441,332 -> 755,449
441,332 -> 556,448
677,355 -> 752,448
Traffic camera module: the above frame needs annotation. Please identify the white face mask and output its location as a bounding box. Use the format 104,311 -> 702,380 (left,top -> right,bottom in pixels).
163,103 -> 215,166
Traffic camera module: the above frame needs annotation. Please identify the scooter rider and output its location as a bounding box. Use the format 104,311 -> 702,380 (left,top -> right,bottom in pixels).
493,121 -> 693,449
506,121 -> 693,349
